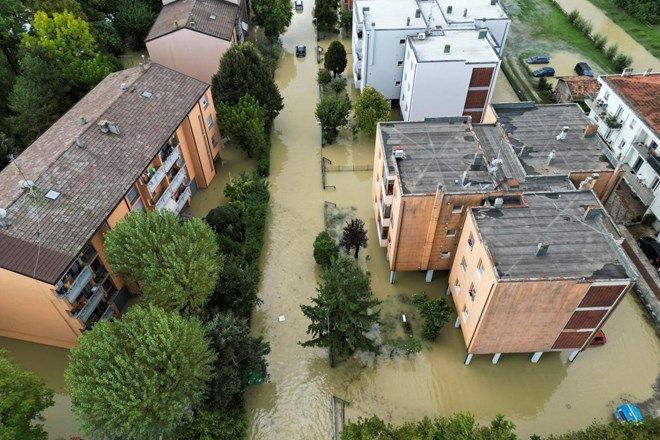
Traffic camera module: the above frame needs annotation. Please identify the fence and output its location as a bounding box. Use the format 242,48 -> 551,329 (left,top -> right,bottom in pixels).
324,164 -> 373,172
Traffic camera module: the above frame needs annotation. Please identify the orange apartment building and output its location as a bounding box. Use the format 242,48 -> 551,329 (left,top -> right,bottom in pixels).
449,190 -> 636,364
372,103 -> 622,283
0,63 -> 221,348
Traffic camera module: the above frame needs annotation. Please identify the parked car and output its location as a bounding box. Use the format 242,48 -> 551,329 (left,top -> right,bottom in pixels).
525,54 -> 550,64
614,403 -> 643,424
638,236 -> 660,265
532,67 -> 555,77
294,0 -> 303,10
295,45 -> 306,57
575,62 -> 593,77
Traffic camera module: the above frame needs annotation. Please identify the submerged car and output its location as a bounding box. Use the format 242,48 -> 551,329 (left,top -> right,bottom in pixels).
575,62 -> 593,77
525,54 -> 550,64
295,45 -> 306,57
638,236 -> 660,265
532,67 -> 555,77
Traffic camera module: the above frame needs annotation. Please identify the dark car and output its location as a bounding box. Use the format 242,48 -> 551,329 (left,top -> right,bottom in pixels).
532,67 -> 555,78
294,0 -> 303,10
525,54 -> 550,64
295,45 -> 306,57
575,62 -> 593,77
638,236 -> 660,265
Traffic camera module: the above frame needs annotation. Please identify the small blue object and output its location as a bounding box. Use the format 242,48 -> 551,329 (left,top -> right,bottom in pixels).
613,403 -> 643,424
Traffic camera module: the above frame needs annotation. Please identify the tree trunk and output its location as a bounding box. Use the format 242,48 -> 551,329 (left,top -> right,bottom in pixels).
2,47 -> 18,76
354,245 -> 360,259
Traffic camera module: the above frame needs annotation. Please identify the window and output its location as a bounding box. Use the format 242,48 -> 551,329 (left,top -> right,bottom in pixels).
618,140 -> 626,151
469,285 -> 477,301
460,258 -> 467,273
206,115 -> 213,129
211,135 -> 218,147
127,184 -> 140,205
397,60 -> 403,66
462,305 -> 469,321
454,279 -> 461,294
201,95 -> 208,109
400,39 -> 405,45
386,180 -> 394,195
604,91 -> 610,100
132,199 -> 145,212
381,226 -> 389,239
395,81 -> 401,86
441,252 -> 450,259
452,205 -> 462,214
477,259 -> 485,278
630,119 -> 636,129
652,177 -> 660,191
383,204 -> 391,218
447,230 -> 456,237
467,233 -> 474,251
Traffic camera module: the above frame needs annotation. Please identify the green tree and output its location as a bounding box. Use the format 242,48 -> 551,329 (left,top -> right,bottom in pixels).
340,6 -> 352,31
313,230 -> 340,267
300,256 -> 381,367
205,312 -> 270,408
411,292 -> 452,341
0,0 -> 29,75
0,131 -> 11,171
317,68 -> 332,86
104,210 -> 219,315
177,406 -> 248,440
205,205 -> 245,242
113,0 -> 156,48
0,350 -> 54,440
65,305 -> 215,440
251,0 -> 293,39
212,43 -> 284,123
7,48 -> 71,147
217,94 -> 267,158
339,218 -> 368,259
324,40 -> 347,77
354,86 -> 391,137
90,19 -> 124,55
208,258 -> 260,319
316,94 -> 351,143
314,0 -> 339,32
24,0 -> 86,16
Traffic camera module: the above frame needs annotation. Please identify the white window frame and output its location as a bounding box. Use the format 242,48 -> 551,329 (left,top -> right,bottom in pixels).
206,115 -> 213,129
454,279 -> 461,294
477,260 -> 485,278
469,286 -> 477,301
447,230 -> 456,237
201,95 -> 208,109
460,258 -> 467,273
462,305 -> 469,321
441,251 -> 450,259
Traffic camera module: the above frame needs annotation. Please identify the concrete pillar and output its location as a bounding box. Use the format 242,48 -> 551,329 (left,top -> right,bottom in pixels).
425,269 -> 434,282
531,352 -> 543,363
389,271 -> 396,284
569,350 -> 580,362
454,317 -> 461,328
492,353 -> 501,364
464,354 -> 473,365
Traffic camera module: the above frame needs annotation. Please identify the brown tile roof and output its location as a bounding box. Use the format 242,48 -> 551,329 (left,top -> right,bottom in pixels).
603,73 -> 660,138
146,0 -> 238,42
556,76 -> 600,100
0,64 -> 209,284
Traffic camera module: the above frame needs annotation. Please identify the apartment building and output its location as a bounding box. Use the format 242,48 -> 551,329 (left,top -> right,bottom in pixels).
450,191 -> 636,364
400,31 -> 500,122
146,0 -> 247,84
352,0 -> 509,113
586,72 -> 660,228
372,103 -> 621,283
0,64 -> 221,348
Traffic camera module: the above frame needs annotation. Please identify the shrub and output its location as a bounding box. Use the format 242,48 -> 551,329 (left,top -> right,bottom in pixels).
317,68 -> 333,86
328,77 -> 347,94
313,231 -> 340,267
538,77 -> 551,91
642,213 -> 657,225
411,292 -> 452,341
205,206 -> 245,242
613,53 -> 633,72
567,9 -> 580,23
592,33 -> 607,50
605,44 -> 619,60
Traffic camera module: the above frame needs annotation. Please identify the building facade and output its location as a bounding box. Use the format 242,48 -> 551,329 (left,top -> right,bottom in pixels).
586,72 -> 660,227
449,191 -> 635,364
0,64 -> 221,348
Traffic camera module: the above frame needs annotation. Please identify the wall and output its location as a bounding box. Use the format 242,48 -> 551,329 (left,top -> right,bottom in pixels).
0,268 -> 82,348
146,29 -> 233,84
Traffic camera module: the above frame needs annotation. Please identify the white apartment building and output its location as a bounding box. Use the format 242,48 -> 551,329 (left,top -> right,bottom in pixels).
586,72 -> 660,227
353,0 -> 508,120
400,30 -> 500,122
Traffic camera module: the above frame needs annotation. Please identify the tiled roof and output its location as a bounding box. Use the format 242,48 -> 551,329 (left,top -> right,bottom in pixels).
603,73 -> 660,138
146,0 -> 238,42
557,76 -> 600,100
0,64 -> 209,284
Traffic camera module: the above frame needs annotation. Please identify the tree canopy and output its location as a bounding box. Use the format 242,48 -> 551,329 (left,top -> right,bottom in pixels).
205,205 -> 245,242
104,210 -> 220,315
339,218 -> 368,259
300,256 -> 381,366
354,86 -> 391,137
0,0 -> 29,75
177,406 -> 248,440
316,94 -> 351,144
113,0 -> 156,48
0,350 -> 54,440
314,0 -> 339,32
324,41 -> 347,77
411,292 -> 453,341
313,230 -> 340,267
216,94 -> 267,158
212,43 -> 283,123
251,0 -> 293,38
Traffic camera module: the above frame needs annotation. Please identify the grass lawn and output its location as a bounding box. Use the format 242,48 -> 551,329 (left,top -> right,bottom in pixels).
587,0 -> 660,58
515,0 -> 616,72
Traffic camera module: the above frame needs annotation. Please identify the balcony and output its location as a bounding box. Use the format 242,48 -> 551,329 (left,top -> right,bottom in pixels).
155,186 -> 173,211
72,286 -> 104,323
169,167 -> 187,194
176,187 -> 192,213
64,265 -> 93,303
145,167 -> 166,194
100,305 -> 115,321
163,147 -> 180,172
603,115 -> 623,129
622,171 -> 655,206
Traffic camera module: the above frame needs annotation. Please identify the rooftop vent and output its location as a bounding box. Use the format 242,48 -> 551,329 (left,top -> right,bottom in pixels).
45,190 -> 61,201
418,32 -> 426,40
444,44 -> 451,53
547,149 -> 556,165
18,180 -> 34,190
478,29 -> 488,39
447,6 -> 453,14
463,8 -> 468,17
210,14 -> 216,20
518,144 -> 530,157
491,0 -> 497,5
75,136 -> 85,149
493,197 -> 504,208
555,126 -> 569,141
643,67 -> 653,76
407,17 -> 410,26
98,120 -> 120,135
141,91 -> 154,99
393,146 -> 405,159
461,171 -> 469,186
621,68 -> 633,76
415,9 -> 421,18
536,242 -> 549,256
120,82 -> 128,90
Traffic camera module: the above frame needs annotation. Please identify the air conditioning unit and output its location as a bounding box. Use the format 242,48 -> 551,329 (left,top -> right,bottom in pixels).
417,32 -> 426,40
394,149 -> 405,159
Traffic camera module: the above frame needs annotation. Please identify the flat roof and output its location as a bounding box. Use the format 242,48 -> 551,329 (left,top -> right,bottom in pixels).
493,103 -> 613,175
435,0 -> 509,22
473,191 -> 632,281
356,0 -> 426,29
0,64 -> 209,283
602,73 -> 660,140
409,30 -> 499,63
379,118 -> 493,195
146,0 -> 238,42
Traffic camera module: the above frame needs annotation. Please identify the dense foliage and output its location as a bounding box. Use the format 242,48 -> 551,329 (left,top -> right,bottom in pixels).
317,68 -> 333,85
0,350 -> 54,440
205,206 -> 245,242
251,0 -> 293,38
104,210 -> 220,315
613,0 -> 659,24
300,256 -> 381,366
324,40 -> 347,77
217,94 -> 268,158
313,230 -> 340,267
314,0 -> 339,32
177,406 -> 248,440
65,305 -> 216,440
339,218 -> 368,259
354,86 -> 391,137
316,94 -> 352,143
411,292 -> 453,340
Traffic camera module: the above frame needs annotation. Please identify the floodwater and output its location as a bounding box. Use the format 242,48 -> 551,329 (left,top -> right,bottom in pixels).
554,0 -> 658,73
244,2 -> 660,439
492,69 -> 520,103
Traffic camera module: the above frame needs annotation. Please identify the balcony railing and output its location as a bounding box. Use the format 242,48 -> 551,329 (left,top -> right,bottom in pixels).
176,187 -> 192,213
100,305 -> 115,321
65,265 -> 93,303
163,147 -> 180,172
73,286 -> 104,322
146,167 -> 166,193
170,167 -> 186,194
155,187 -> 173,211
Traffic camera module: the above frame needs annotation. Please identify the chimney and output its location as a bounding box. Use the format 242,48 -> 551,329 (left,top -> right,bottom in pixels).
461,171 -> 469,186
547,149 -> 556,166
518,144 -> 530,157
583,124 -> 598,137
463,8 -> 468,17
493,197 -> 504,208
415,9 -> 421,18
491,0 -> 497,4
407,17 -> 410,26
75,136 -> 85,149
621,68 -> 633,76
556,126 -> 569,141
120,82 -> 128,90
472,152 -> 483,168
643,67 -> 653,76
444,44 -> 451,53
536,243 -> 549,256
447,6 -> 453,14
